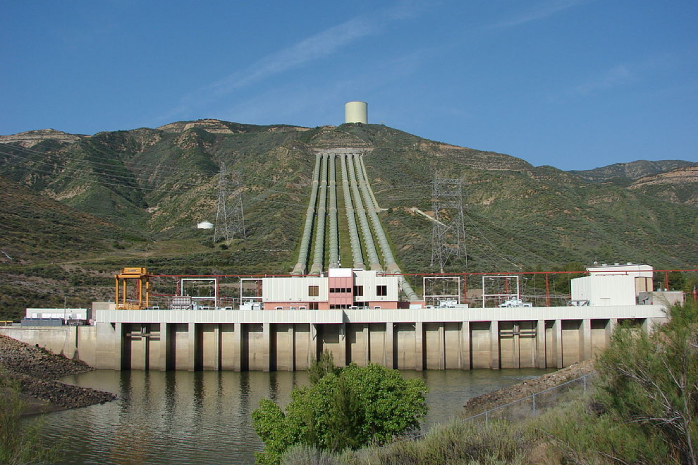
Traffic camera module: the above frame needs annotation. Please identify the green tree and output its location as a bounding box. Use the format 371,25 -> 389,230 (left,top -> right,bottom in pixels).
252,362 -> 428,465
595,302 -> 698,465
307,350 -> 340,385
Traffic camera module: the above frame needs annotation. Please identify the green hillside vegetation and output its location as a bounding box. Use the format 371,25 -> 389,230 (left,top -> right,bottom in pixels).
1,120 -> 697,319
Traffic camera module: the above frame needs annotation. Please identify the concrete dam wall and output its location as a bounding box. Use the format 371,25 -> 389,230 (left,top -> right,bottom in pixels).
0,306 -> 666,371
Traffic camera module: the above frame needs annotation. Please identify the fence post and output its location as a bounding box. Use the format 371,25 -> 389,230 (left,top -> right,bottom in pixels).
532,392 -> 536,416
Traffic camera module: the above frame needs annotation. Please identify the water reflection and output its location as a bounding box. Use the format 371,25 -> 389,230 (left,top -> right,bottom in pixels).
43,368 -> 550,464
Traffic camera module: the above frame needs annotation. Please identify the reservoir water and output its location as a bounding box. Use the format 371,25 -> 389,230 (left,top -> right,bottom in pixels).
40,369 -> 551,464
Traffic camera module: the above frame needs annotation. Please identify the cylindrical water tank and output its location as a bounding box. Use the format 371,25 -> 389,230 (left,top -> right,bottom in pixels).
345,101 -> 368,124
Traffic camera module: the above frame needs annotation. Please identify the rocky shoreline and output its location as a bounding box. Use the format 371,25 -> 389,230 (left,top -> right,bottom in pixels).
461,359 -> 596,418
0,334 -> 116,414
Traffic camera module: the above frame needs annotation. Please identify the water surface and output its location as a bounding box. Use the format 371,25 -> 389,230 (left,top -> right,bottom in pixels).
41,368 -> 550,464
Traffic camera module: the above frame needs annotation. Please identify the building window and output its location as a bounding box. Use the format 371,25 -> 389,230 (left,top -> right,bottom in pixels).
354,285 -> 363,296
309,302 -> 318,310
309,285 -> 319,297
330,287 -> 351,293
377,285 -> 387,296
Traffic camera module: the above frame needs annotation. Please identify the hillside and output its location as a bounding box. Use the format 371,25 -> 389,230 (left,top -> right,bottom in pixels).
569,160 -> 698,184
628,166 -> 698,206
1,120 -> 697,319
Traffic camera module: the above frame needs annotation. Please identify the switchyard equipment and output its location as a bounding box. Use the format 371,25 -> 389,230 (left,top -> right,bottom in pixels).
179,278 -> 219,309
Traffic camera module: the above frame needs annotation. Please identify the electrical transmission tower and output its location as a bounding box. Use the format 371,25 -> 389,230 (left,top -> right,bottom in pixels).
229,170 -> 246,240
214,162 -> 246,243
431,174 -> 467,273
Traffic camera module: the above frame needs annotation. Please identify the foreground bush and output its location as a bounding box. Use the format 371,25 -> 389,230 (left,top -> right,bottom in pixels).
253,359 -> 427,464
534,398 -> 670,465
279,419 -> 531,465
594,301 -> 697,465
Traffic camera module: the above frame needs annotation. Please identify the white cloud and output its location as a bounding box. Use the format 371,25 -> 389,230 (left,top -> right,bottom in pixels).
574,64 -> 634,94
490,0 -> 591,28
162,0 -> 427,123
209,17 -> 379,95
213,49 -> 427,127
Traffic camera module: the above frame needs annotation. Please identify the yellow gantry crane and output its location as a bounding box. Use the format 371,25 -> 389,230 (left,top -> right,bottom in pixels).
115,267 -> 150,310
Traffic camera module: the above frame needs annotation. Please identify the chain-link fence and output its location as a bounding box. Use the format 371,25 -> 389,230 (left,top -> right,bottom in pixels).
404,373 -> 595,443
463,373 -> 594,425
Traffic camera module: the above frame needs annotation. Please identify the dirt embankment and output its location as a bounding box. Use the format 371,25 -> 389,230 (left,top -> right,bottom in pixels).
462,360 -> 596,418
0,334 -> 116,414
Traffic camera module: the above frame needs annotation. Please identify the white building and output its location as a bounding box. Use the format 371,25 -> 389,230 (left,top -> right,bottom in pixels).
571,263 -> 654,306
258,268 -> 402,310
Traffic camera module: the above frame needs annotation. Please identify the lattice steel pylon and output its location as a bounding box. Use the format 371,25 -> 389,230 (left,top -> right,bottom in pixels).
430,174 -> 467,273
229,170 -> 246,240
214,162 -> 246,243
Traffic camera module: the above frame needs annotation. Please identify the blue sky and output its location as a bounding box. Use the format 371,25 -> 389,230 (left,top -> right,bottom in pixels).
2,0 -> 696,170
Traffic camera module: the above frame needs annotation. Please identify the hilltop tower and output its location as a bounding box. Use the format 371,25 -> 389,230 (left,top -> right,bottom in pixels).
345,101 -> 368,124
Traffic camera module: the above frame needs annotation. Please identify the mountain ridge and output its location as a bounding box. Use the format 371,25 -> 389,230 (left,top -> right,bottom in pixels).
0,119 -> 696,319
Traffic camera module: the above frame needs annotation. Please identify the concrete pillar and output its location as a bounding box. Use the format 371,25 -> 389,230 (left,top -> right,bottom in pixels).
415,322 -> 424,371
287,324 -> 295,372
142,324 -> 149,370
232,323 -> 242,372
159,323 -> 169,371
581,319 -> 592,361
309,324 -> 319,366
114,323 -> 123,370
363,324 -> 369,365
606,318 -> 617,347
553,319 -> 563,369
438,323 -> 445,370
188,323 -> 196,372
213,324 -> 221,371
71,326 -> 79,360
262,323 -> 271,372
536,320 -> 546,369
385,322 -> 394,369
461,321 -> 471,370
490,321 -> 500,369
513,322 -> 520,369
339,323 -> 347,366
